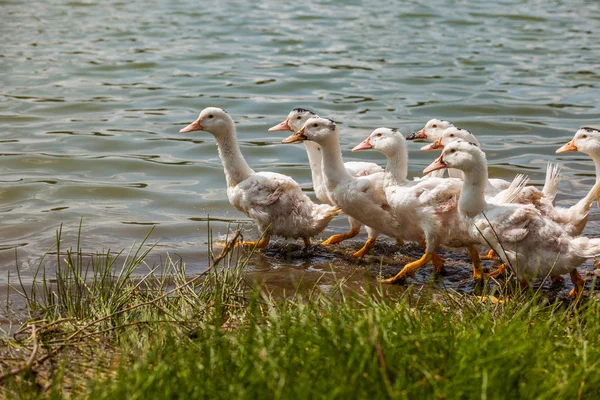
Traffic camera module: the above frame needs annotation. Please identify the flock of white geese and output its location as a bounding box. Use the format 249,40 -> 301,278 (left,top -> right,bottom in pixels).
180,107 -> 600,298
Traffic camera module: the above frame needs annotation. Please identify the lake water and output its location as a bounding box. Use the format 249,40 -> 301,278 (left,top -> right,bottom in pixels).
2,0 -> 600,292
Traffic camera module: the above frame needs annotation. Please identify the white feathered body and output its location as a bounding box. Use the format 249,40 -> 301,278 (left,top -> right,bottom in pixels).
385,177 -> 470,250
344,161 -> 384,177
228,171 -> 341,239
509,175 -> 600,237
317,137 -> 403,240
303,141 -> 384,238
469,201 -> 600,280
325,175 -> 402,240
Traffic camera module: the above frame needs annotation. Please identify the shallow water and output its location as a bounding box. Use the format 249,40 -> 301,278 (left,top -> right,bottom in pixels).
2,0 -> 600,297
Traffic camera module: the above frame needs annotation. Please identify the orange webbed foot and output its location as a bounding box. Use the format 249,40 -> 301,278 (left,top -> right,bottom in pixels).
568,270 -> 585,299
481,249 -> 497,261
352,238 -> 376,258
485,263 -> 507,278
432,251 -> 445,274
379,253 -> 433,284
322,228 -> 360,245
242,237 -> 270,249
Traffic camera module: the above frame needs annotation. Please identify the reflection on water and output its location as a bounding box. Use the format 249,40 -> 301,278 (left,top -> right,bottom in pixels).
1,0 -> 600,297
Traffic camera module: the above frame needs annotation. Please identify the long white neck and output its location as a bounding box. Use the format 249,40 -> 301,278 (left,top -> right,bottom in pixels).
318,133 -> 352,189
383,144 -> 408,187
213,128 -> 255,187
449,164 -> 500,193
591,151 -> 600,184
458,160 -> 488,218
304,141 -> 325,192
448,168 -> 464,180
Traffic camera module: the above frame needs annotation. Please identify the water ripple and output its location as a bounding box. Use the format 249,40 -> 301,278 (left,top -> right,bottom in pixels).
1,0 -> 600,278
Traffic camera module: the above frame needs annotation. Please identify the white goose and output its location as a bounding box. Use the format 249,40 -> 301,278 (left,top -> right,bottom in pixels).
421,126 -> 596,239
407,119 -> 455,179
269,108 -> 385,257
281,118 -> 435,265
420,127 -> 512,193
353,128 -> 513,282
425,140 -> 600,298
180,107 -> 341,247
407,118 -> 455,142
556,126 -> 600,231
420,126 -> 559,262
557,126 -> 600,187
421,126 -> 562,198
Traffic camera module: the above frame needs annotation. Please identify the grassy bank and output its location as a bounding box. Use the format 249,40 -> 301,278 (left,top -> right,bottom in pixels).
1,226 -> 600,399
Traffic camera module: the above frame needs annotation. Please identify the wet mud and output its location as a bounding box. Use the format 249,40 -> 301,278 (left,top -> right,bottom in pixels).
243,237 -> 600,303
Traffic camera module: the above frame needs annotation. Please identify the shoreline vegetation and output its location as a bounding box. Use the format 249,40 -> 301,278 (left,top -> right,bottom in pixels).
1,221 -> 600,399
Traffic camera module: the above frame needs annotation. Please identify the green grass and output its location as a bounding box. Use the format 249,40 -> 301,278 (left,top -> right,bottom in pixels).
2,223 -> 600,399
82,293 -> 600,400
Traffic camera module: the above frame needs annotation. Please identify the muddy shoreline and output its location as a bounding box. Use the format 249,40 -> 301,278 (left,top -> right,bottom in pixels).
3,234 -> 597,335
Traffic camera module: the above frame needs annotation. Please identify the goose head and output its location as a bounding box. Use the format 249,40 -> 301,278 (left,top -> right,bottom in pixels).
421,127 -> 479,151
268,108 -> 317,132
282,117 -> 337,145
407,118 -> 454,141
556,127 -> 600,156
180,107 -> 233,137
423,139 -> 484,175
352,128 -> 403,157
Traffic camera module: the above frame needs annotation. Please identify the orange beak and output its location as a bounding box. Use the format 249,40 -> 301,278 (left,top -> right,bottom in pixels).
406,128 -> 427,141
180,118 -> 204,133
282,127 -> 307,144
352,137 -> 372,152
421,137 -> 443,151
556,140 -> 578,154
268,118 -> 292,132
423,154 -> 448,174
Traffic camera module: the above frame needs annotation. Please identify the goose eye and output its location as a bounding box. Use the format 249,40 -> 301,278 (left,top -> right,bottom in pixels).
313,123 -> 318,128
582,135 -> 588,139
450,134 -> 455,137
208,114 -> 214,118
432,124 -> 437,128
376,133 -> 382,137
450,149 -> 456,153
296,116 -> 302,120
